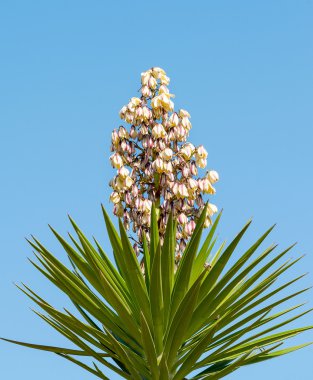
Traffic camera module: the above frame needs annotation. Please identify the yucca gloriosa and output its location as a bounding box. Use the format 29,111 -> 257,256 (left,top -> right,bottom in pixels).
2,67 -> 312,379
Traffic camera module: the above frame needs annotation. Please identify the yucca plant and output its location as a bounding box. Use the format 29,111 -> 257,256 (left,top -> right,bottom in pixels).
2,67 -> 312,379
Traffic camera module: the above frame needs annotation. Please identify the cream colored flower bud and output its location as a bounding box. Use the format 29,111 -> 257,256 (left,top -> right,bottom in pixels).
196,158 -> 207,169
119,105 -> 127,119
153,157 -> 165,173
129,126 -> 137,139
110,153 -> 123,168
148,76 -> 157,89
111,130 -> 119,146
151,67 -> 166,77
152,124 -> 167,138
141,213 -> 151,226
179,109 -> 191,118
142,106 -> 151,120
179,143 -> 195,160
135,107 -> 143,119
151,96 -> 161,110
110,191 -> 121,204
131,185 -> 138,197
178,213 -> 188,225
207,170 -> 219,184
196,145 -> 208,159
124,176 -> 133,189
203,178 -> 216,194
173,183 -> 189,198
118,166 -> 129,179
204,217 -> 212,228
125,112 -> 134,124
143,199 -> 152,213
181,117 -> 192,131
188,178 -> 198,193
118,127 -> 129,139
182,165 -> 190,178
159,74 -> 170,85
164,161 -> 173,174
207,203 -> 218,217
141,70 -> 151,85
169,113 -> 179,127
160,148 -> 173,160
141,85 -> 152,98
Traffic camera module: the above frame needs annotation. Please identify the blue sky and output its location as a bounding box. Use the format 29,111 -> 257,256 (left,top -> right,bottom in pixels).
0,0 -> 312,379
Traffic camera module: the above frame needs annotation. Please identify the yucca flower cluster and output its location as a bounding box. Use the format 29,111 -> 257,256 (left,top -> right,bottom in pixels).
109,67 -> 219,258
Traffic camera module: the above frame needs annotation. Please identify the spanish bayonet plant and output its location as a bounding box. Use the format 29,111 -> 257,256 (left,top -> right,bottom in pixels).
2,68 -> 312,380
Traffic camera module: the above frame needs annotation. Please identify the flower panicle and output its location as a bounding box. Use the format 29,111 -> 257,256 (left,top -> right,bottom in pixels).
109,67 -> 219,259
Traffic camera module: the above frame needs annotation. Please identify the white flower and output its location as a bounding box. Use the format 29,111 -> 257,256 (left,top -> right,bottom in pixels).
160,148 -> 173,160
207,170 -> 219,183
179,143 -> 195,160
110,153 -> 123,169
152,124 -> 167,138
153,157 -> 165,173
179,109 -> 191,118
196,145 -> 208,159
110,191 -> 121,204
207,203 -> 218,217
118,166 -> 130,179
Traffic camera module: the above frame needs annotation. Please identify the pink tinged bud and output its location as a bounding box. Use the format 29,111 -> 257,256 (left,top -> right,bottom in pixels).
190,161 -> 198,176
125,112 -> 134,124
196,145 -> 208,159
184,220 -> 196,236
182,165 -> 190,178
118,166 -> 129,178
157,139 -> 166,151
133,243 -> 140,256
110,153 -> 123,169
110,191 -> 121,204
118,126 -> 129,139
111,130 -> 119,146
178,213 -> 188,225
207,170 -> 219,184
140,125 -> 149,135
135,107 -> 143,119
164,161 -> 173,174
187,199 -> 195,207
132,185 -> 138,197
188,178 -> 198,191
196,195 -> 205,208
120,140 -> 127,151
141,85 -> 152,98
177,183 -> 189,198
119,106 -> 127,119
148,76 -> 157,89
125,192 -> 132,205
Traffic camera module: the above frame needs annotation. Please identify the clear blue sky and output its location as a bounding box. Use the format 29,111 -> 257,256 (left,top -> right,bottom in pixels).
0,1 -> 312,379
